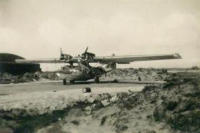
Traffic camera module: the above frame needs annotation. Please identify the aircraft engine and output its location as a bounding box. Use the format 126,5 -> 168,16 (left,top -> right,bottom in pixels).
81,52 -> 95,61
60,54 -> 72,61
60,48 -> 73,61
81,47 -> 95,61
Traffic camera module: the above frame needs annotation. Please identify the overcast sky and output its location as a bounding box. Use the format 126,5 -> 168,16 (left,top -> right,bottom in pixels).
0,0 -> 200,69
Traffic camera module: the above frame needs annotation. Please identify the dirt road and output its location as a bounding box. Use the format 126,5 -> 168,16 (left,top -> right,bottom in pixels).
0,81 -> 145,95
0,81 -> 146,114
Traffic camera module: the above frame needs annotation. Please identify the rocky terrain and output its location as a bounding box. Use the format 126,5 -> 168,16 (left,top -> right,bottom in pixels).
0,72 -> 58,84
0,69 -> 199,133
101,68 -> 169,81
0,68 -> 169,84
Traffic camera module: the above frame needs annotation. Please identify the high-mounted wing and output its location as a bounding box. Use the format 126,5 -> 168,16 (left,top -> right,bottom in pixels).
15,53 -> 181,64
15,50 -> 75,64
15,58 -> 66,64
92,53 -> 181,64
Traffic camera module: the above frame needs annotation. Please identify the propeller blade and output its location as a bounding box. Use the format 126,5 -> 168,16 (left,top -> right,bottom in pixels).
84,46 -> 88,53
60,48 -> 63,55
60,48 -> 64,60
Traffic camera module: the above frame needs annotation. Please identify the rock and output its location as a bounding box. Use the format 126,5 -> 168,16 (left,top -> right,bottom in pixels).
110,95 -> 118,102
101,100 -> 110,106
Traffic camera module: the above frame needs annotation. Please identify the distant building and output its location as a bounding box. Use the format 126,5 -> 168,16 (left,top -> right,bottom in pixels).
0,53 -> 41,75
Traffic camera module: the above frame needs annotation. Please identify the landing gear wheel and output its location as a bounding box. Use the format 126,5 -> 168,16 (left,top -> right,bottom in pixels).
63,79 -> 67,85
113,79 -> 118,83
95,77 -> 100,83
69,80 -> 75,84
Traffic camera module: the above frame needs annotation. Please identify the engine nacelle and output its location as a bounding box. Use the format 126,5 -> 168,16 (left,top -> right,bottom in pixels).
81,52 -> 95,61
60,54 -> 73,61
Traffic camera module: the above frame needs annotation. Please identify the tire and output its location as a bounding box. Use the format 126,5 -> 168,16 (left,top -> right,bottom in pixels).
69,80 -> 75,84
63,79 -> 67,85
113,79 -> 118,83
95,77 -> 100,83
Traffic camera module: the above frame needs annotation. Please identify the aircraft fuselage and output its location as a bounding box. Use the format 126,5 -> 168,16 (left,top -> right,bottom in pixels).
56,64 -> 106,84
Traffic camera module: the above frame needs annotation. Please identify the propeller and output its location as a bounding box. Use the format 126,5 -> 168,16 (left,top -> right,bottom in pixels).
59,47 -> 95,66
84,46 -> 88,53
81,47 -> 95,61
59,48 -> 73,61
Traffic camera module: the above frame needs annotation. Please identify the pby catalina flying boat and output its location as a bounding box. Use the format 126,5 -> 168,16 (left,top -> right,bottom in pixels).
15,47 -> 181,85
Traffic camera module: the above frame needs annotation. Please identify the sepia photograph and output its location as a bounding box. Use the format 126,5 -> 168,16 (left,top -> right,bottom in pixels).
0,0 -> 200,133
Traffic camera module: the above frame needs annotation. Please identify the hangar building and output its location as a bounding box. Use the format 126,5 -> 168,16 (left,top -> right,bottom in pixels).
0,53 -> 41,75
